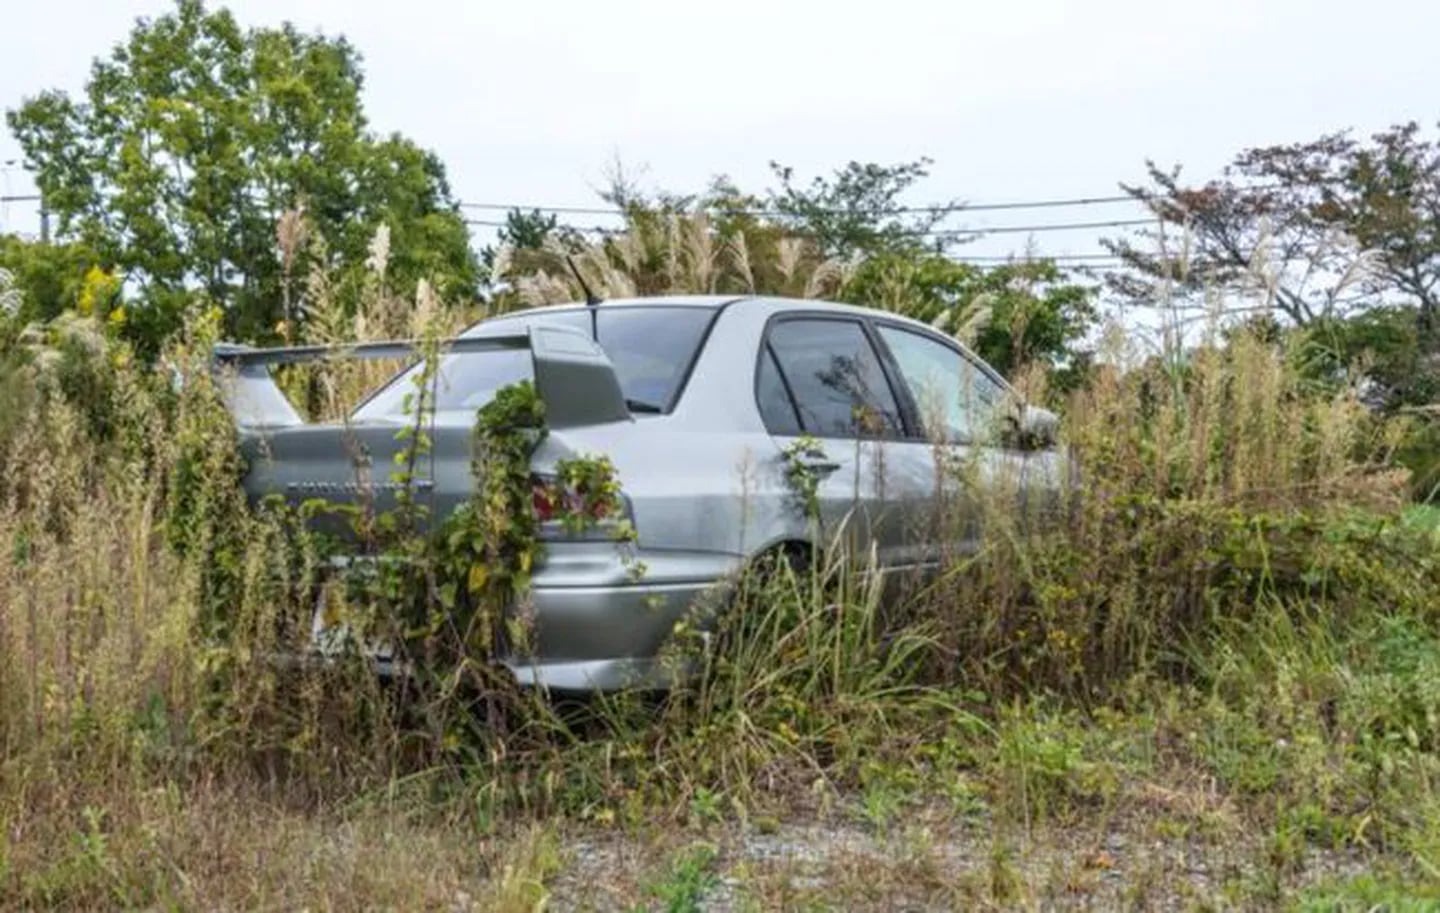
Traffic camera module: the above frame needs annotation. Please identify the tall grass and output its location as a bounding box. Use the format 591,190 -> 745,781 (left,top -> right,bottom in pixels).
493,210 -> 851,306
1,248 -> 1438,903
0,260 -> 412,796
921,323 -> 1428,698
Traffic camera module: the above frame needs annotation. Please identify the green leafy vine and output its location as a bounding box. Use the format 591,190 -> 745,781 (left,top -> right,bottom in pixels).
781,434 -> 827,525
338,375 -> 642,683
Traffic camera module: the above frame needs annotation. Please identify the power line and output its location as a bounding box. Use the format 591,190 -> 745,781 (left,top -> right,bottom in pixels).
7,189 -> 1148,219
0,183 -> 1349,269
457,192 -> 1140,218
951,253 -> 1122,263
465,218 -> 617,235
464,213 -> 1132,266
5,201 -> 1153,243
904,193 -> 1137,213
934,217 -> 1154,237
465,215 -> 1157,237
5,190 -> 1144,215
451,180 -> 1328,222
463,214 -> 1126,259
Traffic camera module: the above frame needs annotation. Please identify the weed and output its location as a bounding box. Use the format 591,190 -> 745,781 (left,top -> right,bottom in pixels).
479,824 -> 563,913
688,786 -> 726,828
640,842 -> 720,913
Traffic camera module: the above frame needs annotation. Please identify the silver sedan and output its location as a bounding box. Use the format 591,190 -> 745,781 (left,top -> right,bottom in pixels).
222,296 -> 1061,691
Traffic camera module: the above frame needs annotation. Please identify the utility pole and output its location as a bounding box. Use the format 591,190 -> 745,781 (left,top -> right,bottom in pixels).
39,205 -> 50,243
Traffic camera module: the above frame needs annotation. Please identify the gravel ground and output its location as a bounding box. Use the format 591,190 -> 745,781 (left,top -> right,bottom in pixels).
544,807 -> 1387,910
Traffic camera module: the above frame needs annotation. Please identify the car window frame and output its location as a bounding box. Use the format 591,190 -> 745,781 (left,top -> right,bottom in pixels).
754,339 -> 805,435
753,311 -> 920,441
866,317 -> 1015,446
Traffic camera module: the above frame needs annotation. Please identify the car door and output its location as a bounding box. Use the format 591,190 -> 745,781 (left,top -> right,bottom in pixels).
870,322 -> 1020,562
758,315 -> 912,565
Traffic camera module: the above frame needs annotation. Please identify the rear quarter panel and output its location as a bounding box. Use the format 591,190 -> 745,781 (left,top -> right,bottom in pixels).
535,299 -> 808,561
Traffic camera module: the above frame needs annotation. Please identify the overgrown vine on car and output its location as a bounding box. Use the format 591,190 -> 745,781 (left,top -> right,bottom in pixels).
329,367 -> 640,738
780,434 -> 827,525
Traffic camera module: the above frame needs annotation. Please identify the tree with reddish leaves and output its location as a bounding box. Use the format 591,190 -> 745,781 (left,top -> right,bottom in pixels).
1105,122 -> 1440,351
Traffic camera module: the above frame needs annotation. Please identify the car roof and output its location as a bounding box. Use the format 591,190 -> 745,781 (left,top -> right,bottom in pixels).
464,294 -> 940,336
455,293 -> 1010,392
459,293 -> 997,373
464,295 -> 739,330
466,290 -> 996,362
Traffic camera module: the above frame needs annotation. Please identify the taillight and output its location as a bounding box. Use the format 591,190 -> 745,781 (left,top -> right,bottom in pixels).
531,476 -> 556,522
530,472 -> 626,532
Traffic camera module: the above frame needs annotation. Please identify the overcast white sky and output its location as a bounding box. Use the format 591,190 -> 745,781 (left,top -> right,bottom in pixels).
2,0 -> 1438,263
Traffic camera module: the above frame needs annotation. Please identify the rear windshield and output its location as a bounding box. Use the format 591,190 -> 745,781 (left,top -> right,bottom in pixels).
351,306 -> 715,420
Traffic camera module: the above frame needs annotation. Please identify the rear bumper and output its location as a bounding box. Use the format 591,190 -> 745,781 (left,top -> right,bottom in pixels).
300,542 -> 739,692
500,542 -> 738,691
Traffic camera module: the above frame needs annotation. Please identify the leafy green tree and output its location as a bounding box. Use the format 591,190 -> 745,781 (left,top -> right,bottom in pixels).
0,235 -> 102,323
7,0 -> 478,348
479,208 -> 561,287
1300,307 -> 1438,407
494,208 -> 560,253
766,158 -> 958,259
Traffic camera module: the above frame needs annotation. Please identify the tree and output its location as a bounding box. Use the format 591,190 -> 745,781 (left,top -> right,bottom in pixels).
1240,123 -> 1440,345
1105,122 -> 1440,347
0,235 -> 103,323
766,158 -> 960,260
7,0 -> 478,348
478,208 -> 561,295
493,209 -> 560,254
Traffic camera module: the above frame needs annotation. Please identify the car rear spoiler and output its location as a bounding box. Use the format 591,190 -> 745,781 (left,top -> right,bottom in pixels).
212,324 -> 632,429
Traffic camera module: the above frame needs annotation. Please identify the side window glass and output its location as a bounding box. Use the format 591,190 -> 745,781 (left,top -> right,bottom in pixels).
875,325 -> 1004,443
756,344 -> 803,435
767,319 -> 904,438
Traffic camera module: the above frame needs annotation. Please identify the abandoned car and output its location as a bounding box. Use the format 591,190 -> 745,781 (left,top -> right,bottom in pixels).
218,295 -> 1062,691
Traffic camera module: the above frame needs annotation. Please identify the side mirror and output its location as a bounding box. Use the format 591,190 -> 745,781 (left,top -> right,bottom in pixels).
1005,404 -> 1059,451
